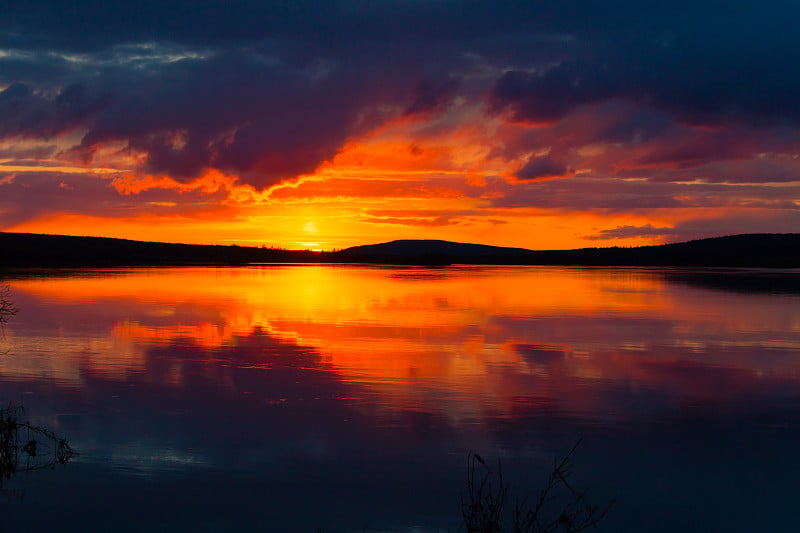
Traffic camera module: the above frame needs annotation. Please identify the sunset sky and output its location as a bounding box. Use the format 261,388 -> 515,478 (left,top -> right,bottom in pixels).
2,1 -> 800,250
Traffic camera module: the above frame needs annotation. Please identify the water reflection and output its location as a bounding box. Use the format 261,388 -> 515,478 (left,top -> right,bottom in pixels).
5,267 -> 798,417
0,266 -> 799,531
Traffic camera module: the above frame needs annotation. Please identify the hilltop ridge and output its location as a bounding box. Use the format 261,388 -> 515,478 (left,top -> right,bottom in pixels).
332,234 -> 800,267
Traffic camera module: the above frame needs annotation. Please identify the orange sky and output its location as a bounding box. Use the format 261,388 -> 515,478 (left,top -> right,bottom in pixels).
3,81 -> 800,251
6,111 -> 791,252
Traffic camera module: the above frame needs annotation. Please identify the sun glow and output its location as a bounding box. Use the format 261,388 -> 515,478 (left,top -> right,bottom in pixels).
2,103 -> 769,250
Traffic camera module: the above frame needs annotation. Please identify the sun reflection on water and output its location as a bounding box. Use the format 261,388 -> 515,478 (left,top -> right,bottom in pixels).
3,266 -> 800,423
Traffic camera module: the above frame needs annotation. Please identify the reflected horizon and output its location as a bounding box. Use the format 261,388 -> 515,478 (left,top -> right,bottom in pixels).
1,266 -> 800,531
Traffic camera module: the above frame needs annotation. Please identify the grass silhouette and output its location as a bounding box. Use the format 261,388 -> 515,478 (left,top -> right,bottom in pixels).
461,440 -> 614,533
0,404 -> 75,496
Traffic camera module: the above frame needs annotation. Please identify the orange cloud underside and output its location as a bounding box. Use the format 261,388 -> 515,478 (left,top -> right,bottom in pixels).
4,114 -> 704,250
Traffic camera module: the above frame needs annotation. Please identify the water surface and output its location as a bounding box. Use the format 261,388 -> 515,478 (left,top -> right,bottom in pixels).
1,266 -> 799,531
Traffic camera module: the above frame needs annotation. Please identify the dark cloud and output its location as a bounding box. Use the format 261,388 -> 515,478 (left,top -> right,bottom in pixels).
2,0 -> 800,203
0,171 -> 118,226
0,143 -> 58,160
635,155 -> 800,184
490,62 -> 607,124
489,97 -> 800,191
516,154 -> 572,181
488,175 -> 800,212
489,9 -> 800,128
403,79 -> 460,117
48,50 -> 411,187
590,103 -> 676,146
0,82 -> 109,139
0,171 -> 228,226
0,1 -> 583,53
0,52 -> 78,88
488,177 -> 687,210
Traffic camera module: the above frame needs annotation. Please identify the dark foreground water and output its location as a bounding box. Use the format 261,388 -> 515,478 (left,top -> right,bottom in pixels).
1,265 -> 799,532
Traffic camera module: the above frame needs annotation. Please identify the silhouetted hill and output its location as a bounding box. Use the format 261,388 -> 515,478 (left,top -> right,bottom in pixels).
1,232 -> 799,268
0,232 -> 322,268
333,239 -> 537,265
332,234 -> 800,267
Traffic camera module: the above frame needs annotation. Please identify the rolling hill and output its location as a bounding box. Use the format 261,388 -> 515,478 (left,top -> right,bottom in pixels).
331,234 -> 800,267
1,231 -> 799,268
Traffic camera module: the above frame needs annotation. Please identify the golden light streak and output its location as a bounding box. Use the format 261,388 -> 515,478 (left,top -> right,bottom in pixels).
0,160 -> 122,174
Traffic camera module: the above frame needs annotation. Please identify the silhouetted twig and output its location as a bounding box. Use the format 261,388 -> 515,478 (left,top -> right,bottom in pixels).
462,439 -> 614,533
1,405 -> 74,494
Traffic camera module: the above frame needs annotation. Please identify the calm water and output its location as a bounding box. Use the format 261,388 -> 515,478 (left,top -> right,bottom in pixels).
1,265 -> 800,531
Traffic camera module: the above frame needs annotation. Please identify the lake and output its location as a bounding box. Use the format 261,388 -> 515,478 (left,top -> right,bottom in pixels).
1,265 -> 800,531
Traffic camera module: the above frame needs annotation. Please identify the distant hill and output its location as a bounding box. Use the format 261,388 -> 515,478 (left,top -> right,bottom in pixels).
1,231 -> 799,268
332,234 -> 800,267
332,239 -> 537,265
